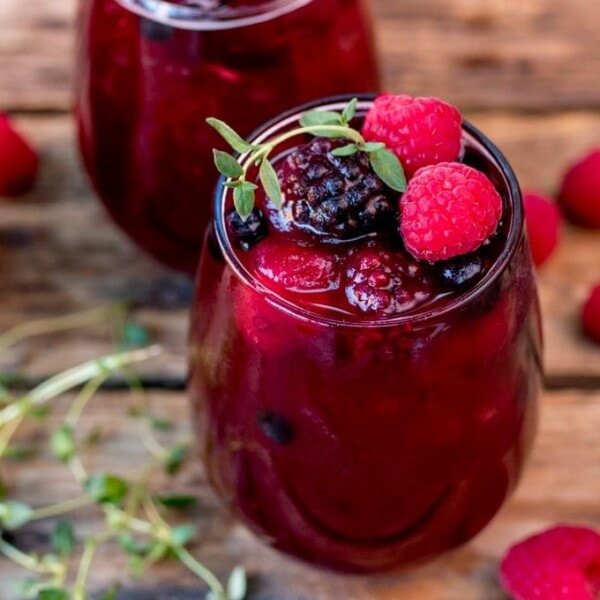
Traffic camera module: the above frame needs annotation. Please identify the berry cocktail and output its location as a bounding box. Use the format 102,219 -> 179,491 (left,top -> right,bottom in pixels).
188,95 -> 542,571
75,0 -> 379,273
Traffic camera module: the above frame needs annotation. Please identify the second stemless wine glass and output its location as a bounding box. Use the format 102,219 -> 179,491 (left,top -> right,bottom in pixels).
188,97 -> 543,572
75,0 -> 379,273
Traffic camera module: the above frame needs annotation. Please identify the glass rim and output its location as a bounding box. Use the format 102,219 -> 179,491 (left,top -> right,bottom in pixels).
114,0 -> 314,30
212,93 -> 524,329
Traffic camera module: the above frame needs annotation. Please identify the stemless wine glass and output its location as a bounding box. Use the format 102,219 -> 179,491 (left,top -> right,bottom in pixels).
74,0 -> 379,273
188,96 -> 542,572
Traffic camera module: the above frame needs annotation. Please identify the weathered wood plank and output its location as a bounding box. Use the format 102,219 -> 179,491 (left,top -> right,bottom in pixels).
2,0 -> 600,112
0,388 -> 598,599
1,113 -> 599,381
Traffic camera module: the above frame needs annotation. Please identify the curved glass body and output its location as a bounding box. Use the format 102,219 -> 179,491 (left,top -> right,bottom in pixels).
188,97 -> 542,572
75,0 -> 379,273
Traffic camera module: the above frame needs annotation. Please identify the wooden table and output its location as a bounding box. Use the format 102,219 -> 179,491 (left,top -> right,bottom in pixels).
1,0 -> 599,598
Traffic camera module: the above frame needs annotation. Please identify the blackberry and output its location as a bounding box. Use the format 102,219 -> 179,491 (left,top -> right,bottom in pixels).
437,254 -> 485,287
226,208 -> 268,251
273,137 -> 396,239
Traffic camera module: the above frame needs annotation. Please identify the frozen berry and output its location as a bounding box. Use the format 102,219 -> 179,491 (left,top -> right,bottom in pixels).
400,162 -> 502,262
523,191 -> 561,267
500,525 -> 600,600
139,17 -> 174,42
251,238 -> 340,294
0,114 -> 39,197
344,240 -> 436,316
257,411 -> 295,445
226,208 -> 268,251
273,137 -> 396,239
581,284 -> 600,344
362,94 -> 462,178
558,149 -> 600,228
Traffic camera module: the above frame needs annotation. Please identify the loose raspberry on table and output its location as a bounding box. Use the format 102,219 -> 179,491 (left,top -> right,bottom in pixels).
581,284 -> 600,344
399,162 -> 503,262
344,240 -> 436,316
0,113 -> 39,197
523,191 -> 561,267
272,137 -> 396,239
558,149 -> 600,228
499,525 -> 600,600
361,94 -> 462,178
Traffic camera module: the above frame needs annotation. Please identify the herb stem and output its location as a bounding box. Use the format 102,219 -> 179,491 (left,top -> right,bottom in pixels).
0,304 -> 128,354
0,536 -> 60,575
241,124 -> 364,180
29,494 -> 96,521
0,413 -> 25,457
72,530 -> 114,600
0,346 -> 162,426
66,374 -> 107,427
172,544 -> 227,600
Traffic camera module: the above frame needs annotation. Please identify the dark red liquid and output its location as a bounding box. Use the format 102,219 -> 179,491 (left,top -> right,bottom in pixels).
188,103 -> 542,572
75,0 -> 379,272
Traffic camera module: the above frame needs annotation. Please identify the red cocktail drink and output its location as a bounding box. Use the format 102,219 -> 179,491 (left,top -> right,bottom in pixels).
188,96 -> 541,571
75,0 -> 378,272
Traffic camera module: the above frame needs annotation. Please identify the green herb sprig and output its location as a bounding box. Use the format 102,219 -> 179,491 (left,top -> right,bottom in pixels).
0,308 -> 246,600
207,98 -> 406,221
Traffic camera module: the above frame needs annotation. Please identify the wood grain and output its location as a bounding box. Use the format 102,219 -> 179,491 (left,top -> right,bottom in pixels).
0,388 -> 597,599
2,0 -> 600,112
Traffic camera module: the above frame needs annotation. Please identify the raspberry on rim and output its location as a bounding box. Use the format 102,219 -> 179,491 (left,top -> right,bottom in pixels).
399,162 -> 503,262
362,94 -> 463,178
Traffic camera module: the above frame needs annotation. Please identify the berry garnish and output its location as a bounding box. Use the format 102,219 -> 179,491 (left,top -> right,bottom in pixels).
362,94 -> 462,178
257,410 -> 295,445
207,97 -> 406,221
581,284 -> 600,344
0,113 -> 39,197
523,191 -> 561,267
437,254 -> 486,287
252,238 -> 340,293
344,240 -> 435,316
139,17 -> 174,42
273,137 -> 396,238
226,207 -> 268,251
558,149 -> 600,228
500,525 -> 600,600
400,162 -> 503,262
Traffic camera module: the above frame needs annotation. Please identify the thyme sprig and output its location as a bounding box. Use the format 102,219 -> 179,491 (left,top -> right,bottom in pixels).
0,308 -> 246,600
207,97 -> 406,220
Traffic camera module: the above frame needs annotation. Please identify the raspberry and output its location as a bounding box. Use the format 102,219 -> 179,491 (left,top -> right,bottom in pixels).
581,284 -> 600,344
251,237 -> 340,295
499,525 -> 600,600
399,162 -> 502,262
344,240 -> 436,316
523,191 -> 561,267
362,94 -> 462,178
272,137 -> 396,239
0,114 -> 39,197
558,149 -> 600,228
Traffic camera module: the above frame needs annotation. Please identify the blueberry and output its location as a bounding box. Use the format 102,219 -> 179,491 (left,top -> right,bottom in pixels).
226,208 -> 268,251
438,254 -> 485,287
139,17 -> 174,42
257,411 -> 295,445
